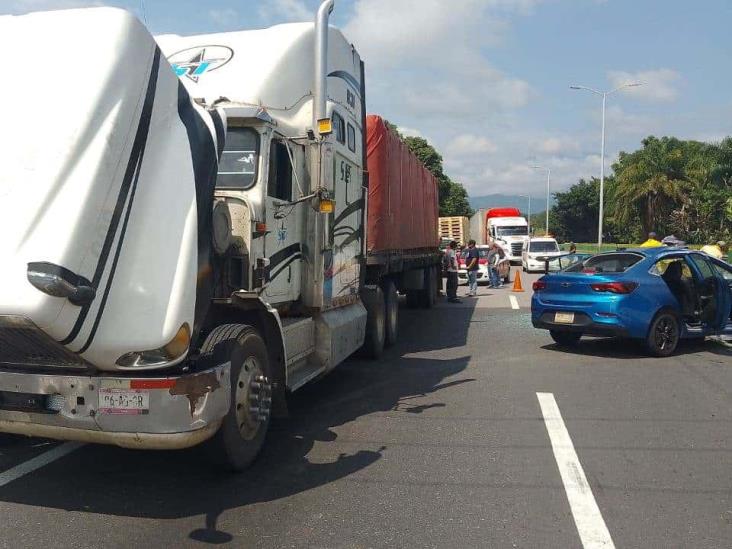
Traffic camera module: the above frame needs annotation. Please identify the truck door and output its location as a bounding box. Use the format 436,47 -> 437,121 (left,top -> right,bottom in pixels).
263,138 -> 303,303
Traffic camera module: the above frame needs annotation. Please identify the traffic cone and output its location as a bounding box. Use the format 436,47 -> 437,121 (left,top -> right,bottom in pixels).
512,269 -> 525,292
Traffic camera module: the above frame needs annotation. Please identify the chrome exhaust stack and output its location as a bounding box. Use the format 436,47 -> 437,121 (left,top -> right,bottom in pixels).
313,0 -> 334,129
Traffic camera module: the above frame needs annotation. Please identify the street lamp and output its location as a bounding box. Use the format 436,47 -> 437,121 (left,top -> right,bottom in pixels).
569,82 -> 644,249
517,194 -> 532,234
531,166 -> 551,235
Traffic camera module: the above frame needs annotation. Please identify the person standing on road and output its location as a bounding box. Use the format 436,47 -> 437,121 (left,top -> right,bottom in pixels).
487,242 -> 503,288
464,239 -> 479,297
639,232 -> 662,248
445,241 -> 461,303
568,242 -> 577,254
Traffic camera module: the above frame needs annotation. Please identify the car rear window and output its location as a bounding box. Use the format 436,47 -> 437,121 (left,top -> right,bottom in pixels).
574,253 -> 644,273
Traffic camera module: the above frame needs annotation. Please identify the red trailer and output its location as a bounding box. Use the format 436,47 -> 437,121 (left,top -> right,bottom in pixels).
364,115 -> 441,311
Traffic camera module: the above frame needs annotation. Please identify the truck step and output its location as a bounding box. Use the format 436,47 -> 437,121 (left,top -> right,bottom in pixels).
281,318 -> 320,391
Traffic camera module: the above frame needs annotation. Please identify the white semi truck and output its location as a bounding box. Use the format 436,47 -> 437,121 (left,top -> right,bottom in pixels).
469,208 -> 529,264
0,2 -> 440,470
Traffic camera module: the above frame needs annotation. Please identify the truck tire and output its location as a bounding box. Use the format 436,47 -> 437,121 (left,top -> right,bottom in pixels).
418,267 -> 437,309
381,279 -> 399,347
200,324 -> 272,472
360,286 -> 386,358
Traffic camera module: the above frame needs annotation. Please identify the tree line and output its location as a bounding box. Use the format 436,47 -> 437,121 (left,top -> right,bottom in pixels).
384,121 -> 473,217
544,136 -> 732,245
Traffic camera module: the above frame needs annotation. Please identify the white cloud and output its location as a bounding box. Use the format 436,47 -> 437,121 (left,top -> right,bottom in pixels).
345,0 -> 535,116
607,68 -> 681,102
536,137 -> 580,155
259,0 -> 311,23
398,126 -> 423,138
446,134 -> 498,157
209,8 -> 238,27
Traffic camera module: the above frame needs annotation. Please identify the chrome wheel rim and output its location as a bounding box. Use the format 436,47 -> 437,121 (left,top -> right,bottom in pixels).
234,356 -> 271,441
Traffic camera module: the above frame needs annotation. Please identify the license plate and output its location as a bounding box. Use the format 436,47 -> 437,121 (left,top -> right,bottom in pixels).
98,389 -> 150,415
554,312 -> 575,324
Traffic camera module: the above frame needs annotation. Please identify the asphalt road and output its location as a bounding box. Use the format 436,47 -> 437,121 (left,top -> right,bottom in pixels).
0,272 -> 730,548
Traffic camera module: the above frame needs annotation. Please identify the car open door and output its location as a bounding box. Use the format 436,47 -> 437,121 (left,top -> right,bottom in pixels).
710,258 -> 732,334
687,253 -> 729,333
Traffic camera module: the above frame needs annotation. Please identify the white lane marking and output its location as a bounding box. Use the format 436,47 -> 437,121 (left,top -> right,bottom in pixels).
0,442 -> 83,488
537,393 -> 615,549
509,295 -> 520,310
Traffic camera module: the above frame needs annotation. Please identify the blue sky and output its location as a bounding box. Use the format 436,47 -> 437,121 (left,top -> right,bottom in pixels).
4,0 -> 731,198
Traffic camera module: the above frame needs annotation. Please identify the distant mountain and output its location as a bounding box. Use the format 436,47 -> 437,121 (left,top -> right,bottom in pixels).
469,193 -> 555,215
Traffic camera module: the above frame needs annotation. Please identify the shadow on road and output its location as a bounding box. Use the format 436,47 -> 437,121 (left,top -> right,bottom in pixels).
541,335 -> 732,359
0,300 -> 478,544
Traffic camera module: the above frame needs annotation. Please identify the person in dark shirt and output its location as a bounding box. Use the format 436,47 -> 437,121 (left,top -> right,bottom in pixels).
464,239 -> 479,296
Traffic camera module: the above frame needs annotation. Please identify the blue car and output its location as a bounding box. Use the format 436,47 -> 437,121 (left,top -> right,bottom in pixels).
531,247 -> 732,356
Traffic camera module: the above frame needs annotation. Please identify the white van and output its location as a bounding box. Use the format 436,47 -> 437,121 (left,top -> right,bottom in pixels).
522,238 -> 562,272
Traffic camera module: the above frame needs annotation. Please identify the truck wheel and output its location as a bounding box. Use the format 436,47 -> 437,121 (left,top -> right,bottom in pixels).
382,280 -> 399,347
201,324 -> 272,472
361,286 -> 386,358
418,267 -> 437,309
406,290 -> 420,309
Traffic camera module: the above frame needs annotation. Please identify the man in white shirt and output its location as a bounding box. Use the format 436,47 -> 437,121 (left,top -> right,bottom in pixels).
445,241 -> 461,303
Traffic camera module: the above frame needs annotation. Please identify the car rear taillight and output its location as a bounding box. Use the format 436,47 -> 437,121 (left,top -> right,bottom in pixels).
532,280 -> 547,291
590,282 -> 638,294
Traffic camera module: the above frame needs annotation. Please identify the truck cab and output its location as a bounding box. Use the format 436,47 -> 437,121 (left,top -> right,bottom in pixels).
488,217 -> 529,264
0,2 -> 380,472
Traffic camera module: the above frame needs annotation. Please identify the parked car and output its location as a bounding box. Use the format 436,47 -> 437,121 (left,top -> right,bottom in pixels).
458,245 -> 511,286
522,238 -> 562,272
531,247 -> 732,356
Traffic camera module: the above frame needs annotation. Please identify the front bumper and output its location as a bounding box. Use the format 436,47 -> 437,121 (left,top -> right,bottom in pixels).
458,270 -> 487,283
0,363 -> 231,449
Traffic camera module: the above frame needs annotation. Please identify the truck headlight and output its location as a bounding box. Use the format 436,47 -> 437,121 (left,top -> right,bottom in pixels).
115,323 -> 191,368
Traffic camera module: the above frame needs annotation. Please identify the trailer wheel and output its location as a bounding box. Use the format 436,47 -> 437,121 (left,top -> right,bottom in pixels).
381,280 -> 399,346
201,324 -> 271,472
418,267 -> 437,309
360,286 -> 386,358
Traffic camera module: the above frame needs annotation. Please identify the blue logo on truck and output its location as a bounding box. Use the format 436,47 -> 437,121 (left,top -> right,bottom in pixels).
168,45 -> 234,82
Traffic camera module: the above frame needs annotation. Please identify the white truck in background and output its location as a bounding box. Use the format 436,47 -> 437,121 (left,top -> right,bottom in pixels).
469,208 -> 529,264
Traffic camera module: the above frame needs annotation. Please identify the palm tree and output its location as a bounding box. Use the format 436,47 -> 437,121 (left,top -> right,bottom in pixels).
611,136 -> 690,236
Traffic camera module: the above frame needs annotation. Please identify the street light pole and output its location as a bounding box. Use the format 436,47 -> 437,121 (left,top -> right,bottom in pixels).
599,91 -> 606,251
531,166 -> 551,235
570,82 -> 643,250
518,194 -> 532,234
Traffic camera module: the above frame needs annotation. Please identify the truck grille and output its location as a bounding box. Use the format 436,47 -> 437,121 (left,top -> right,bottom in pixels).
0,316 -> 88,370
511,243 -> 523,256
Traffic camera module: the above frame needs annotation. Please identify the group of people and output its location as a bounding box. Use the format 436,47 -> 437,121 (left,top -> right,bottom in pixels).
640,231 -> 729,261
442,240 -> 505,304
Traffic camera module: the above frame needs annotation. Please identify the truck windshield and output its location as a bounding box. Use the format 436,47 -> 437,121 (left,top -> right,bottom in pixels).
496,226 -> 528,236
530,241 -> 558,253
217,127 -> 260,189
